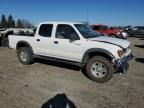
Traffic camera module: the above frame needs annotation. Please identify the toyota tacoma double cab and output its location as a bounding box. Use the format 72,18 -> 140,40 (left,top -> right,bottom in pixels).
9,22 -> 133,83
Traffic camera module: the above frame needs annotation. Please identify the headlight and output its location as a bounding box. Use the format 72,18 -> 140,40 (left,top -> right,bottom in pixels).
117,50 -> 124,57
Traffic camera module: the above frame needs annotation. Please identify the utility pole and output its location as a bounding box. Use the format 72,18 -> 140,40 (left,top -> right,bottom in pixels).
86,9 -> 89,25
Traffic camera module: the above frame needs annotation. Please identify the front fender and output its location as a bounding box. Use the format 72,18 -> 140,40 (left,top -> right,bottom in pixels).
82,48 -> 116,66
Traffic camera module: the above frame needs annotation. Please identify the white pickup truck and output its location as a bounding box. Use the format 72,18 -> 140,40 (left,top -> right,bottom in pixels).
9,22 -> 133,83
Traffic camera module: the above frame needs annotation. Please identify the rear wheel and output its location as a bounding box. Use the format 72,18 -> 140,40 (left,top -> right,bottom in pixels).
17,47 -> 34,65
86,56 -> 114,83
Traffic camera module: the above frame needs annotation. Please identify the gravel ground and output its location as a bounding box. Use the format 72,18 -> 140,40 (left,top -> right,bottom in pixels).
0,37 -> 144,108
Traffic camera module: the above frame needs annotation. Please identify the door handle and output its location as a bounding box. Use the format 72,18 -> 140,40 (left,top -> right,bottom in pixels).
54,41 -> 58,44
73,42 -> 81,45
36,39 -> 40,41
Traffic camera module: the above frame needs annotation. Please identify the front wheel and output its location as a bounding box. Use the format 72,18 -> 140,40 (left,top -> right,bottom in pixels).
86,56 -> 114,83
17,47 -> 34,65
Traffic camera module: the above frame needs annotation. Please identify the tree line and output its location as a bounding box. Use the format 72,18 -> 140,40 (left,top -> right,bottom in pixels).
0,14 -> 34,28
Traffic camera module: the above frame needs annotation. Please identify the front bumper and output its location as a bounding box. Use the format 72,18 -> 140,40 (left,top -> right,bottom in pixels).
115,52 -> 133,73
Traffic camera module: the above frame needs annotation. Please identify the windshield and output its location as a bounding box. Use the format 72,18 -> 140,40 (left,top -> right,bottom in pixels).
75,24 -> 101,39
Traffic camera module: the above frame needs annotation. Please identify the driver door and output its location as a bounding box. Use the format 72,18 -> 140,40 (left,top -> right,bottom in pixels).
51,24 -> 83,62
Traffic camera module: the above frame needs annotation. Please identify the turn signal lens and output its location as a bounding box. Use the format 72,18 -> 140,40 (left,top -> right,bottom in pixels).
118,50 -> 124,57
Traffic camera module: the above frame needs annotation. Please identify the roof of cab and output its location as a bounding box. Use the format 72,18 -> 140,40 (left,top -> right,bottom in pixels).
39,21 -> 83,25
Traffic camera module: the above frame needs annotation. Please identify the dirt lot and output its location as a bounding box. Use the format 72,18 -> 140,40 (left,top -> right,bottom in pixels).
0,37 -> 144,108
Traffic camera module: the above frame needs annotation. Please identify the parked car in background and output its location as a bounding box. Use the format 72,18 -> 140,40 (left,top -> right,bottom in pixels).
0,27 -> 6,31
0,28 -> 34,47
9,21 -> 133,83
124,26 -> 144,37
90,25 -> 128,39
0,28 -> 6,46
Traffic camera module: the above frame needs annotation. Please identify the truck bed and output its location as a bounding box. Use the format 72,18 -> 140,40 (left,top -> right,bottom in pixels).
9,34 -> 34,49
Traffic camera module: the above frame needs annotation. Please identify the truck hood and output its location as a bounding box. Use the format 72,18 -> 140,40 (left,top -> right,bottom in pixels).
89,36 -> 130,49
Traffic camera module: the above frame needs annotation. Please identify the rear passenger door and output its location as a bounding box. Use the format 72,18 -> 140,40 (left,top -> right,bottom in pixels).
34,24 -> 54,56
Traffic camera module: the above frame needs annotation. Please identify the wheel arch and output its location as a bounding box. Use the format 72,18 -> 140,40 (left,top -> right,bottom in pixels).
16,41 -> 34,54
82,48 -> 115,66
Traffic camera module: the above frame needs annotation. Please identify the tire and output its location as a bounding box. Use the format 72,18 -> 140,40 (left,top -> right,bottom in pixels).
17,47 -> 34,65
1,37 -> 9,47
86,56 -> 114,83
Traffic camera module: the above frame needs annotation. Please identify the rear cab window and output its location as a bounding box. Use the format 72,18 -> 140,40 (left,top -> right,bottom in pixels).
39,24 -> 53,37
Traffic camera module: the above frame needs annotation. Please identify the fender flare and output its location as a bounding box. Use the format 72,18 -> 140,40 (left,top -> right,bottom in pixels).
82,48 -> 116,66
16,41 -> 34,54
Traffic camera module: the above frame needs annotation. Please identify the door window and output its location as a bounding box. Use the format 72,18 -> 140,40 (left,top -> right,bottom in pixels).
56,24 -> 79,40
39,24 -> 53,37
